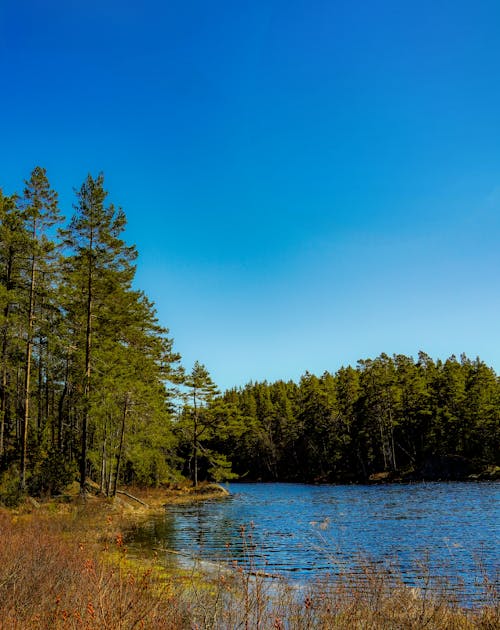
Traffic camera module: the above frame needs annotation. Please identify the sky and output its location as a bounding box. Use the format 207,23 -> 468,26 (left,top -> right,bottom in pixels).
1,0 -> 499,390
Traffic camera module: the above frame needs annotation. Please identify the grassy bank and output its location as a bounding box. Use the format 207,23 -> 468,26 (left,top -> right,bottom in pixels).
0,492 -> 498,629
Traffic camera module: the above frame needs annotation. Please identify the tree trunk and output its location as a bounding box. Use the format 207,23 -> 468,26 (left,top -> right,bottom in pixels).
193,390 -> 198,488
0,249 -> 15,459
80,247 -> 93,495
37,338 -> 43,434
0,358 -> 7,459
100,417 -> 107,495
113,394 -> 129,497
21,247 -> 36,491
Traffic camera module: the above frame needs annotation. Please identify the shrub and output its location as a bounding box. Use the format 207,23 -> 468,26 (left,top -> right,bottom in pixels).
0,465 -> 25,507
28,448 -> 77,497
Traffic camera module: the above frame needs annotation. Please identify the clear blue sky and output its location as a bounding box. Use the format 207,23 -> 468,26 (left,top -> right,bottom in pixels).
1,0 -> 499,390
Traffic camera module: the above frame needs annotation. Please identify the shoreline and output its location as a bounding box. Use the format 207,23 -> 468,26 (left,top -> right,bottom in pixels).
229,471 -> 500,485
1,484 -> 498,628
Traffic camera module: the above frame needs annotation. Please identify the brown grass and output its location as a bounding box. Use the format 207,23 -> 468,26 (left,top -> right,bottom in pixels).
0,498 -> 498,629
0,506 -> 191,629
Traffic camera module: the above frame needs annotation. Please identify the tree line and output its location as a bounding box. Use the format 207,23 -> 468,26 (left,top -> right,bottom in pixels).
1,168 -> 498,502
206,353 -> 499,482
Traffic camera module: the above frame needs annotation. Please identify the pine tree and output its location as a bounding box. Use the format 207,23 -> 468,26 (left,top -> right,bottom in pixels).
88,288 -> 181,493
182,361 -> 219,487
60,173 -> 137,494
0,190 -> 28,465
18,167 -> 61,489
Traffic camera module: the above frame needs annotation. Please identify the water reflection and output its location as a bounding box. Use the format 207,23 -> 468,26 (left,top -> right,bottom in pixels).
124,482 -> 499,604
126,514 -> 173,547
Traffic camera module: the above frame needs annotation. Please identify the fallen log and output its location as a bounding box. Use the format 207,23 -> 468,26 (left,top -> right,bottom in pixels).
116,490 -> 149,507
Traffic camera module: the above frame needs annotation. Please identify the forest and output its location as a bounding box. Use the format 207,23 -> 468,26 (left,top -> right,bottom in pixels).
0,168 -> 498,503
211,353 -> 499,483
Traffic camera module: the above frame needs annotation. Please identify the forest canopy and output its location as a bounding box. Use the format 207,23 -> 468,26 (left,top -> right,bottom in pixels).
1,168 -> 498,503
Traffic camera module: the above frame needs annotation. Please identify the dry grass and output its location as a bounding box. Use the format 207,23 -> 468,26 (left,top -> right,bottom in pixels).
0,506 -> 191,629
0,499 -> 498,629
122,482 -> 230,507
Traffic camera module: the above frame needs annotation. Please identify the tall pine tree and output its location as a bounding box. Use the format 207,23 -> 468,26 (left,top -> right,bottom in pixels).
19,167 -> 62,489
60,173 -> 136,494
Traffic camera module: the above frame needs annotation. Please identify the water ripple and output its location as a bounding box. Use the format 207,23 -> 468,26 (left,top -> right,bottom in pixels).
125,482 -> 499,606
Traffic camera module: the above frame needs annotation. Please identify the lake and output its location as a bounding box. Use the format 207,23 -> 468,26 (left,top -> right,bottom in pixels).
125,482 -> 499,605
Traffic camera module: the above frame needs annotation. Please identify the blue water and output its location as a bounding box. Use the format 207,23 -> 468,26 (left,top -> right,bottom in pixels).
125,482 -> 499,605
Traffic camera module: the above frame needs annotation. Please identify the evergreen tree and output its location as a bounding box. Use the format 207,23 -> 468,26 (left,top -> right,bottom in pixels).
334,365 -> 360,477
270,380 -> 300,478
296,372 -> 336,481
60,173 -> 137,493
88,288 -> 181,492
0,190 -> 26,463
357,355 -> 400,473
181,361 -> 219,487
19,167 -> 62,489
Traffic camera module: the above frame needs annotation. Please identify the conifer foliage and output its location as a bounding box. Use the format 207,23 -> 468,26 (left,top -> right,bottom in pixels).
213,353 -> 499,482
0,169 -> 182,498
